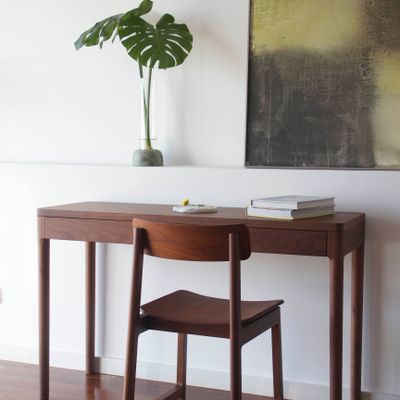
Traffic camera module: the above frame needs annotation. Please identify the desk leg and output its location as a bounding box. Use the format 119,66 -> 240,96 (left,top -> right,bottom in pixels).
39,239 -> 50,400
86,242 -> 96,374
329,255 -> 344,400
351,245 -> 364,400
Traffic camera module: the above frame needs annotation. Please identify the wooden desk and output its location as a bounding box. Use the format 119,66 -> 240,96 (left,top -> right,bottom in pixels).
37,202 -> 365,400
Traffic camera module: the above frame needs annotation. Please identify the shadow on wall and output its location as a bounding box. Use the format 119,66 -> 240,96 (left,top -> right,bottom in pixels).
363,215 -> 400,393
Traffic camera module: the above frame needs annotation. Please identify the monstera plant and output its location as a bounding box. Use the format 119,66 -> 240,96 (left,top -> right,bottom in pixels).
75,0 -> 193,166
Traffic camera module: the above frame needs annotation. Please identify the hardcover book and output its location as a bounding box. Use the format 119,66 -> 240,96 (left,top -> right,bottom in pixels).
246,206 -> 335,220
251,195 -> 335,210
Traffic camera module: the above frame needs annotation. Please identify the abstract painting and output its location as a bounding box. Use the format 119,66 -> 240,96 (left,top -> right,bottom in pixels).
246,0 -> 400,169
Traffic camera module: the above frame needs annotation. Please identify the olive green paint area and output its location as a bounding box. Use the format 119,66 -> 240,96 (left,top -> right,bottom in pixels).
246,0 -> 400,169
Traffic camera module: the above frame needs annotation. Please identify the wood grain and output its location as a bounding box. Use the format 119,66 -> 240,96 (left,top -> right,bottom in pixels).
123,228 -> 146,400
271,309 -> 284,400
250,228 -> 327,256
0,360 -> 283,400
123,221 -> 284,400
85,242 -> 96,375
177,333 -> 187,399
133,219 -> 251,261
351,245 -> 365,400
43,217 -> 132,243
38,202 -> 364,232
38,238 -> 50,400
37,201 -> 366,400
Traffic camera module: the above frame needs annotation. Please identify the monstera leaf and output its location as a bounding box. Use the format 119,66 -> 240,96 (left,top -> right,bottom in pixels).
74,0 -> 153,50
75,0 -> 193,69
74,14 -> 122,50
75,0 -> 194,152
118,13 -> 193,69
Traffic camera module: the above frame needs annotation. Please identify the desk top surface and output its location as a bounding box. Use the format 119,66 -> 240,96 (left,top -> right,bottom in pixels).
38,202 -> 364,232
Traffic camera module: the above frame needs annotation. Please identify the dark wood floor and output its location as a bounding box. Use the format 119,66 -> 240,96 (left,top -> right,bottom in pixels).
0,361 -> 275,400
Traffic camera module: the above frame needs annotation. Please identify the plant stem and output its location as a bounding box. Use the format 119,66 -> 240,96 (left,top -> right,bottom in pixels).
143,67 -> 153,150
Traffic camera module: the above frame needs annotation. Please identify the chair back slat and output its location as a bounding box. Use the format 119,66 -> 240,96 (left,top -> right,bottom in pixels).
133,219 -> 251,261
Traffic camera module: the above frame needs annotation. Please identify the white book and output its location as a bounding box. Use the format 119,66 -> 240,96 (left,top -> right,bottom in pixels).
246,206 -> 335,220
251,195 -> 335,210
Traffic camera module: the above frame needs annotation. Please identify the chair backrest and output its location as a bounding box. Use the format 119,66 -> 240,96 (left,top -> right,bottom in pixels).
132,218 -> 251,262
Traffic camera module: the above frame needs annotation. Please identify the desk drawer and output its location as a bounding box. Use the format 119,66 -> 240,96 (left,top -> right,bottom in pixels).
42,218 -> 327,256
42,217 -> 133,244
250,228 -> 327,256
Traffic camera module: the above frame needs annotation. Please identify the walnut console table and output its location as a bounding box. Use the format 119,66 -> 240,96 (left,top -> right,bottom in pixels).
37,202 -> 365,400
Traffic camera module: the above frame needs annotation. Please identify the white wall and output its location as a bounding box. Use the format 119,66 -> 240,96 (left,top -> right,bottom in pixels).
0,0 -> 248,167
0,1 -> 399,400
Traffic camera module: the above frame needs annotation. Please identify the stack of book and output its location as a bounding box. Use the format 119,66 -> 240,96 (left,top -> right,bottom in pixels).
246,195 -> 335,220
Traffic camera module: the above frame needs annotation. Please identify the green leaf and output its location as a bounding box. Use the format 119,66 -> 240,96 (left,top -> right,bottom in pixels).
132,0 -> 153,17
74,14 -> 123,50
118,12 -> 193,69
74,0 -> 153,51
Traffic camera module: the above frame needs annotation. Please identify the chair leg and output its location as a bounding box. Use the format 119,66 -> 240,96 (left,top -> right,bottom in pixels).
123,332 -> 140,400
271,320 -> 284,400
230,339 -> 242,400
177,333 -> 187,400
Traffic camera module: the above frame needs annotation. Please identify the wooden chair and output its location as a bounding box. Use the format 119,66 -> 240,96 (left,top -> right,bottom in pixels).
123,219 -> 284,400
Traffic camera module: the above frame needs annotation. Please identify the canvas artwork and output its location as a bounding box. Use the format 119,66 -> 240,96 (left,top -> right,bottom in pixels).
246,0 -> 400,169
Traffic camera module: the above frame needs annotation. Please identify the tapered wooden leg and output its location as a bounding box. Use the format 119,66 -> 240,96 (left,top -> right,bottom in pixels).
123,228 -> 145,400
123,332 -> 139,400
39,239 -> 50,400
86,242 -> 96,374
271,313 -> 284,400
329,256 -> 344,400
230,339 -> 242,400
177,333 -> 187,400
229,233 -> 242,400
351,245 -> 364,400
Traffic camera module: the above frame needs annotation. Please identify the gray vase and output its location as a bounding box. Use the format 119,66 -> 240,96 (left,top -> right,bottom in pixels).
132,148 -> 163,166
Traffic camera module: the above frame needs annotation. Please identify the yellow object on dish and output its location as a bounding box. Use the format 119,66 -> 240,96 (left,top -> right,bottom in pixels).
181,198 -> 190,206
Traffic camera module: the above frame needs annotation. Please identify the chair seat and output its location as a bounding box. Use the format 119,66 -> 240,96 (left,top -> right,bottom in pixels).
141,290 -> 283,337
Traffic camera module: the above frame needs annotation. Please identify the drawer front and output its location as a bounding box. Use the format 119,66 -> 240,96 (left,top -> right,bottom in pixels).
250,228 -> 327,256
42,218 -> 327,256
43,218 -> 132,244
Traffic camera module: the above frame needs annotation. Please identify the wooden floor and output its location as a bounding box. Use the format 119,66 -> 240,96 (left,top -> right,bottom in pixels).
0,361 -> 275,400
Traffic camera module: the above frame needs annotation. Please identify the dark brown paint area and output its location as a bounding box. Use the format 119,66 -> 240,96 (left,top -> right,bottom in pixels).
246,49 -> 376,168
364,0 -> 400,51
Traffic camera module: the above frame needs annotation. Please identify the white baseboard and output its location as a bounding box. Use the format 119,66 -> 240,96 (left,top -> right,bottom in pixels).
0,343 -> 398,400
0,343 -> 85,371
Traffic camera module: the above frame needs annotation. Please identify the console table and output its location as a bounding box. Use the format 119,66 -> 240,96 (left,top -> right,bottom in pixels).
37,202 -> 365,400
